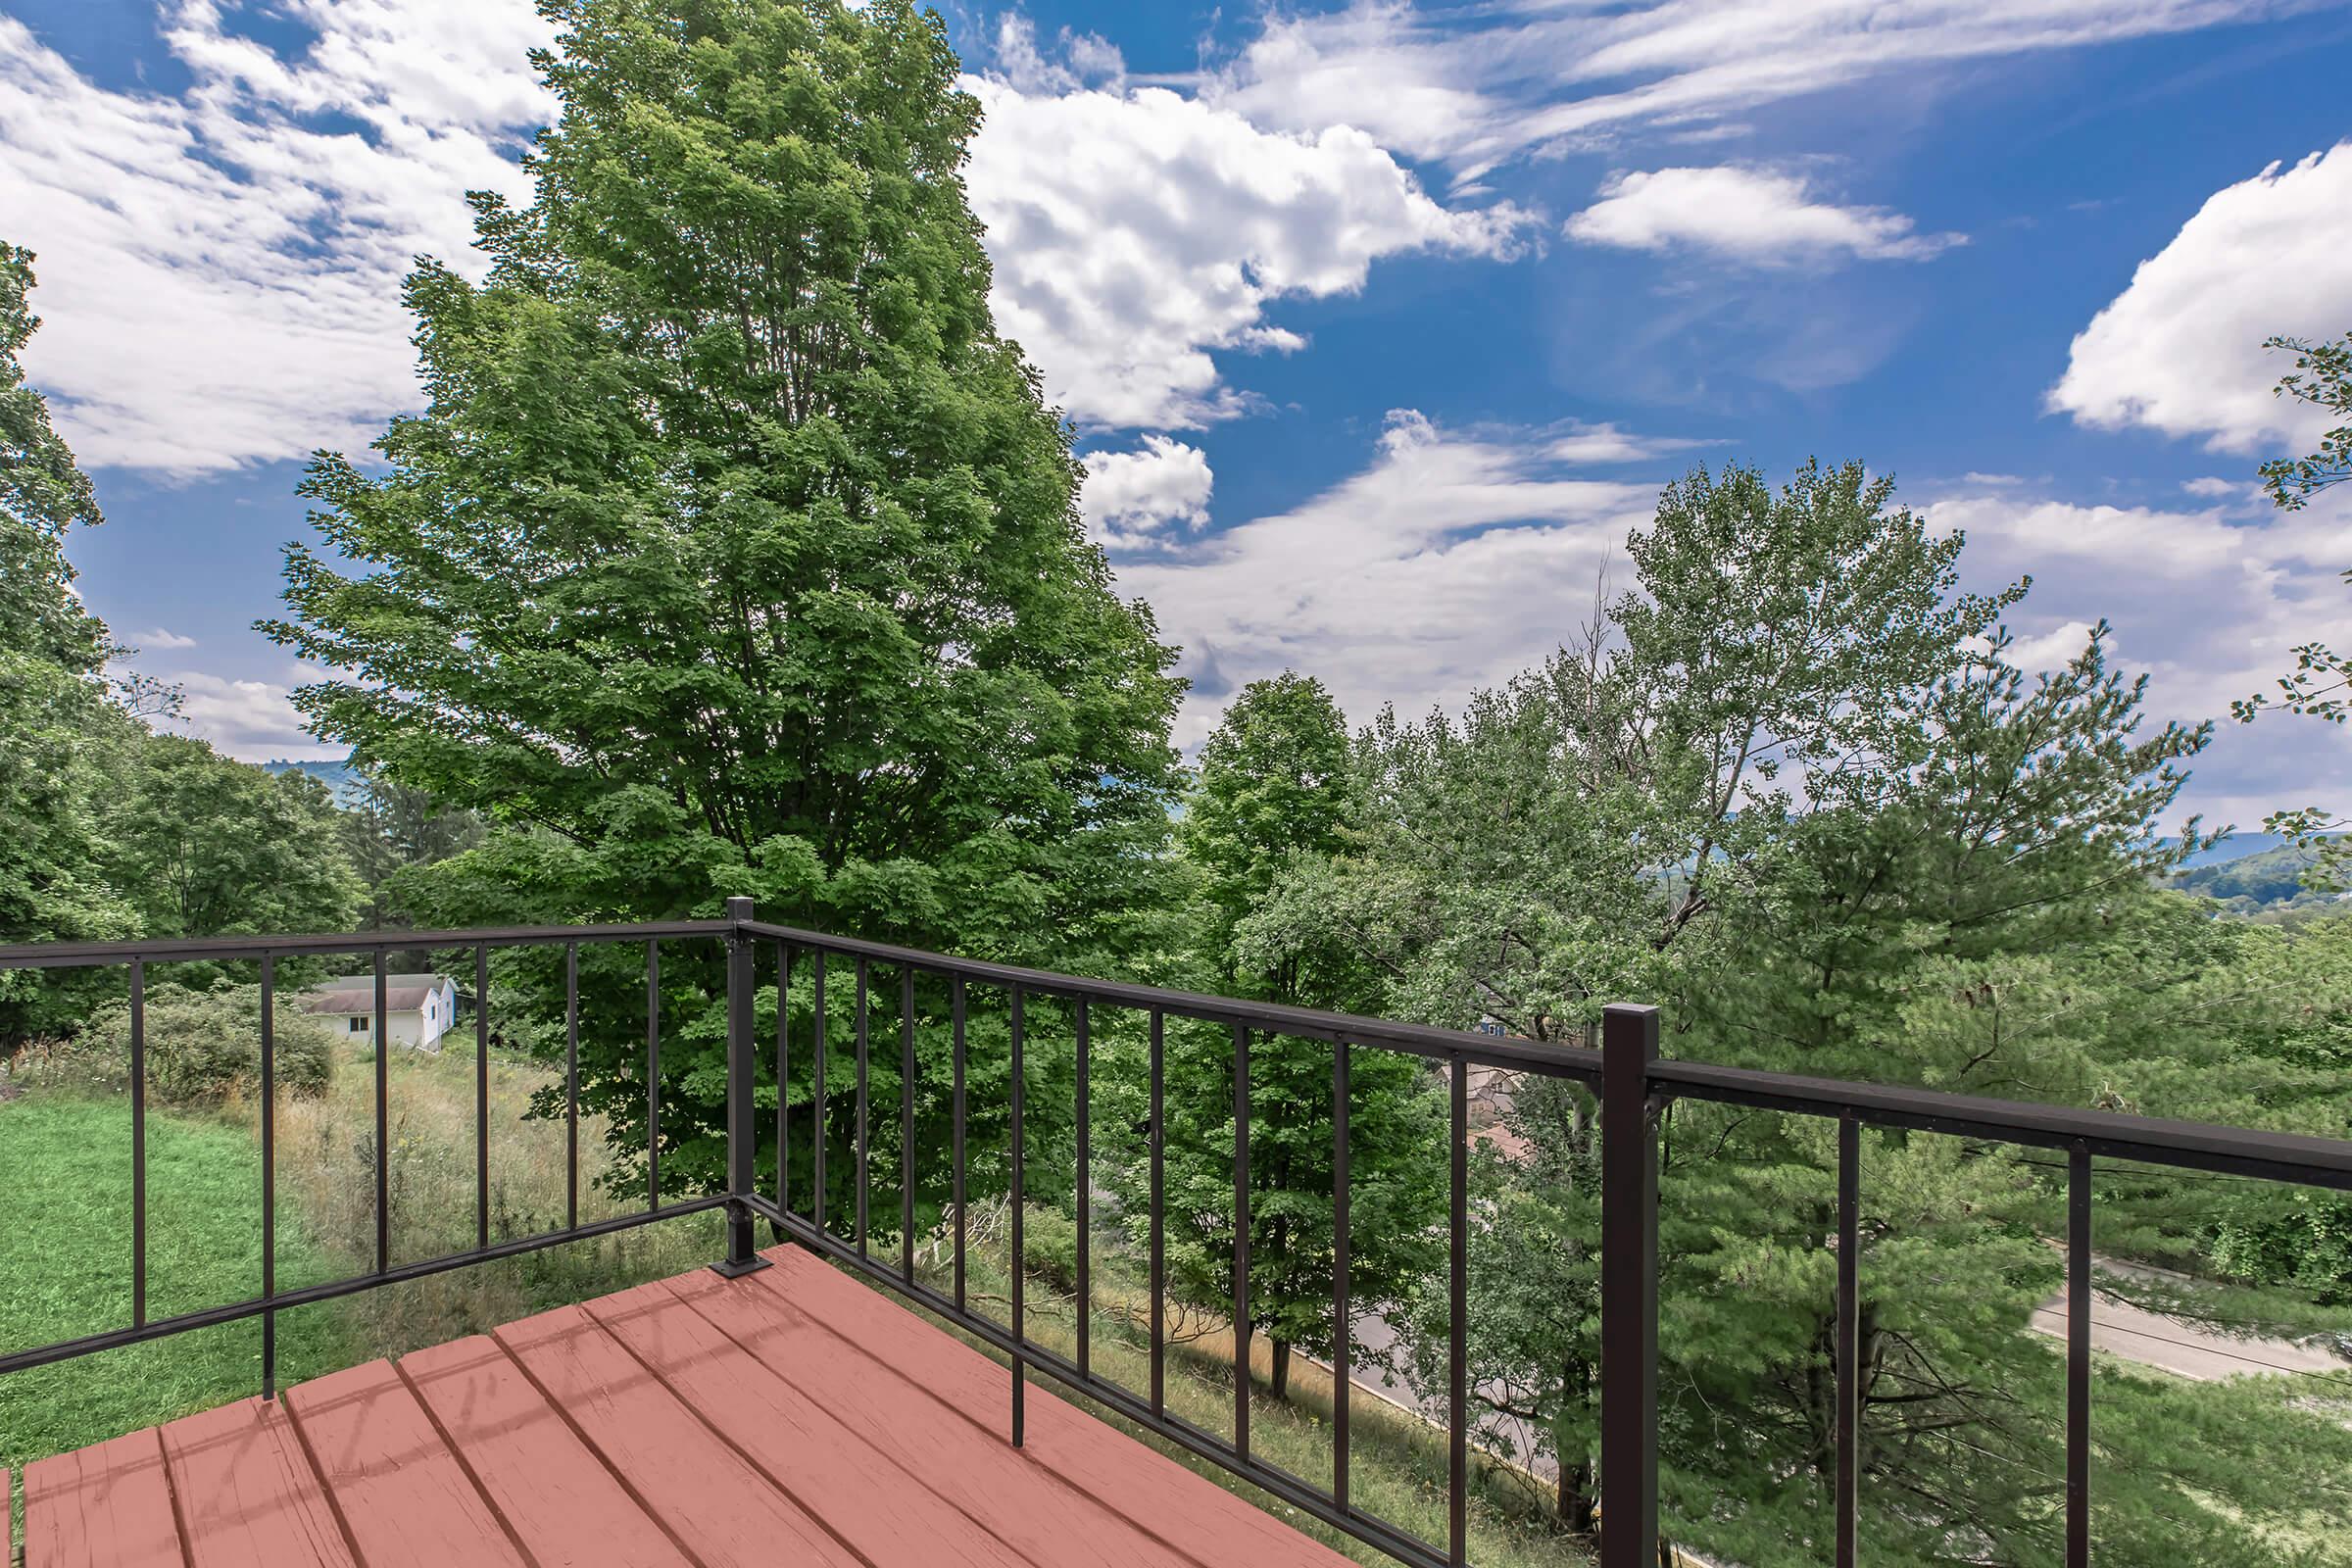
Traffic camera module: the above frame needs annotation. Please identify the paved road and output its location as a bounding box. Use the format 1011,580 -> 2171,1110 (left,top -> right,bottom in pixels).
2031,1254 -> 2351,1382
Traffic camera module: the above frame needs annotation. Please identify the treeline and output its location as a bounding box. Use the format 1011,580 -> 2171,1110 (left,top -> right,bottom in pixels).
1,242 -> 479,1038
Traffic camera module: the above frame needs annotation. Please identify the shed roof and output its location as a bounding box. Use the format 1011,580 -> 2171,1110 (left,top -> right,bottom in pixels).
301,983 -> 444,1015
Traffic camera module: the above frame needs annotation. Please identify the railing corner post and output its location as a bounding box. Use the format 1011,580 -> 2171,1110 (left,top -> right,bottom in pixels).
1600,1002 -> 1662,1568
712,895 -> 771,1279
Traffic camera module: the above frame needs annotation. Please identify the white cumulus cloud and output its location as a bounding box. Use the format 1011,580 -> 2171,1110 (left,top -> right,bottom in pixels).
161,669 -> 337,760
1565,167 -> 1964,266
1114,411 -> 1658,745
1081,437 -> 1214,548
962,74 -> 1538,431
2049,144 -> 2352,455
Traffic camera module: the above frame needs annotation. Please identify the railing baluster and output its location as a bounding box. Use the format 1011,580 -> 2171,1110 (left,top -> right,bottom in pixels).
1837,1112 -> 1860,1568
564,942 -> 579,1232
2069,1144 -> 2091,1568
813,951 -> 827,1237
130,957 -> 146,1329
475,945 -> 490,1251
647,939 -> 662,1210
1599,1004 -> 1661,1568
1011,984 -> 1027,1448
1233,1021 -> 1250,1463
856,956 -> 870,1258
1333,1039 -> 1350,1512
1150,1009 -> 1165,1418
902,965 -> 916,1284
1076,997 -> 1091,1379
953,975 -> 967,1312
790,940 -> 800,1222
375,950 -> 390,1273
1449,1052 -> 1468,1566
261,956 -> 276,1399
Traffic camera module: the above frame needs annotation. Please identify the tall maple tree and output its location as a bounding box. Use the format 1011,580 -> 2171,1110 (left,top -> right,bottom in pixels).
263,0 -> 1184,1214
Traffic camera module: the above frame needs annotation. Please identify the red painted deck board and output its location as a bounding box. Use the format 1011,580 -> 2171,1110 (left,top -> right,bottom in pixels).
23,1428 -> 185,1568
746,1247 -> 1356,1568
24,1249 -> 1351,1568
281,1359 -> 525,1568
494,1302 -> 859,1568
157,1397 -> 353,1568
666,1266 -> 1208,1568
399,1335 -> 688,1568
587,1279 -> 1037,1568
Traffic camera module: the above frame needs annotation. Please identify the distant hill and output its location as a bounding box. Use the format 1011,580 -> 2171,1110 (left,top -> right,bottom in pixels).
2170,832 -> 2291,869
262,757 -> 366,807
2172,839 -> 2347,914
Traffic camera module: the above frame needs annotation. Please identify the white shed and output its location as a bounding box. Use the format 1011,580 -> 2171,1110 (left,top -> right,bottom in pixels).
300,973 -> 461,1052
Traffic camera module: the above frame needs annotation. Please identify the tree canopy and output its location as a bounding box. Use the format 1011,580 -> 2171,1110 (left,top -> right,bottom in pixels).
1240,461 -> 2352,1564
263,0 -> 1184,1207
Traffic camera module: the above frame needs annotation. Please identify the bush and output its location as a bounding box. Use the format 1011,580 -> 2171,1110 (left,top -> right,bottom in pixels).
34,983 -> 335,1106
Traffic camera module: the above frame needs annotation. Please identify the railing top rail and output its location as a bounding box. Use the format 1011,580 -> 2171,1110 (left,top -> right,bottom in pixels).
0,919 -> 735,971
1652,1056 -> 2352,1191
9,909 -> 2349,1189
737,917 -> 1606,1077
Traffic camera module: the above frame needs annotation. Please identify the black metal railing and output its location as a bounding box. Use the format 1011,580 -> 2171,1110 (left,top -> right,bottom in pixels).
8,901 -> 2352,1568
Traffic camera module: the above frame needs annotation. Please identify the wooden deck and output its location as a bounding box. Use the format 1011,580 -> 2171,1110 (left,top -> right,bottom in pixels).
13,1246 -> 1351,1568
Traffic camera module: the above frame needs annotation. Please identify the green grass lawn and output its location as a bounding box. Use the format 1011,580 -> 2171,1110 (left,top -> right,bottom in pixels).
0,1044 -> 724,1484
0,1093 -> 354,1474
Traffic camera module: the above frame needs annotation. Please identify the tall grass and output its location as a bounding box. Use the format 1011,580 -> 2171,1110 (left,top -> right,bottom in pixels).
1,1029 -> 724,1476
906,1199 -> 1595,1568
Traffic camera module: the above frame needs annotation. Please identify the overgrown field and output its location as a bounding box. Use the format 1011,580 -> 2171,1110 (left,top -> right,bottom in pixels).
0,1034 -> 722,1476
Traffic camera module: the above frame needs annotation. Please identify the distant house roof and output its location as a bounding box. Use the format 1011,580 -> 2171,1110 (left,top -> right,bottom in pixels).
313,972 -> 451,993
301,977 -> 449,1015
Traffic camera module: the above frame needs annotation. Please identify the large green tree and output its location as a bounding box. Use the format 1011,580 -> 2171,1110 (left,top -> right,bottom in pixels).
1248,462 -> 2352,1565
263,0 -> 1184,1215
100,736 -> 360,940
0,243 -> 142,1038
1140,674 -> 1446,1400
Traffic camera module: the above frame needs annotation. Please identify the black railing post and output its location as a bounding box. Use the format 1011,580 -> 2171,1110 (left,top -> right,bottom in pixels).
1600,1003 -> 1661,1568
712,896 -> 771,1279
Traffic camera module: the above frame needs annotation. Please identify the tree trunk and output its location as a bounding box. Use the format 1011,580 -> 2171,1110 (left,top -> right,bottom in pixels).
1270,1337 -> 1292,1399
1560,1456 -> 1599,1537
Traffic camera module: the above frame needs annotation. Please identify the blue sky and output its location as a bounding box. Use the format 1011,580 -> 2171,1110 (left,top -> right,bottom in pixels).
4,1 -> 2351,831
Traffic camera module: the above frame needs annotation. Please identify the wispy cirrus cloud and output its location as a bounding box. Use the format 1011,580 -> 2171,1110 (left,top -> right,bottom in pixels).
0,2 -> 555,476
1565,167 -> 1964,267
1204,0 -> 2337,179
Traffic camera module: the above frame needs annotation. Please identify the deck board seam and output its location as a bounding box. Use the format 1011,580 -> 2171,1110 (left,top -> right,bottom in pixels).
386,1356 -> 546,1568
742,1258 -> 1280,1568
574,1295 -> 885,1568
149,1426 -> 196,1568
658,1274 -> 1078,1568
480,1328 -> 713,1568
275,1387 -> 375,1568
